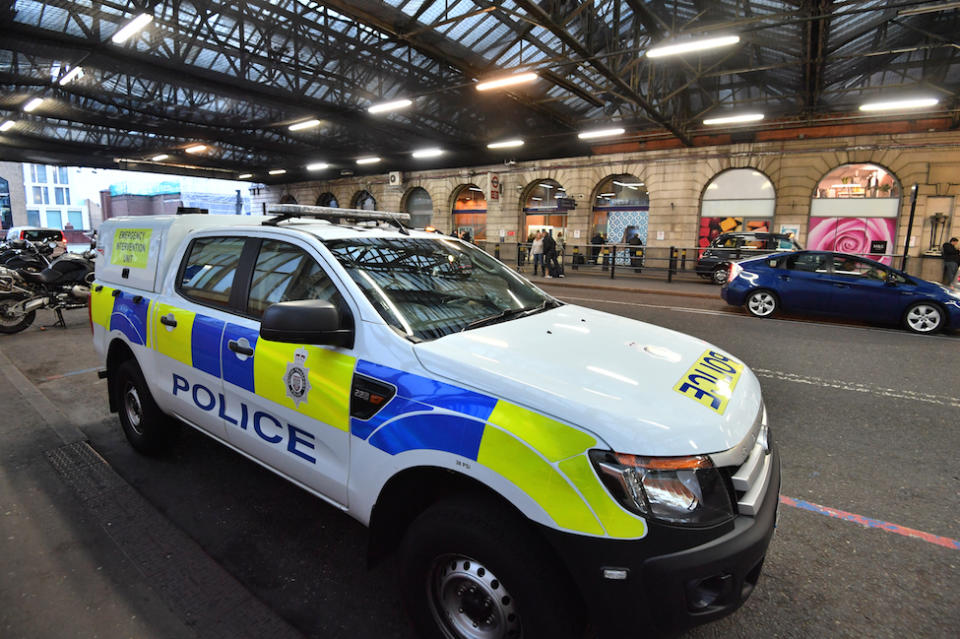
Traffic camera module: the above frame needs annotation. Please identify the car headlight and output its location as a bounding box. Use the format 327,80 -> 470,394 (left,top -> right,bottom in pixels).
589,451 -> 734,526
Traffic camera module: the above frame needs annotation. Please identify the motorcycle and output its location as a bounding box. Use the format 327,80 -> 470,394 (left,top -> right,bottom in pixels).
0,239 -> 56,272
0,249 -> 96,333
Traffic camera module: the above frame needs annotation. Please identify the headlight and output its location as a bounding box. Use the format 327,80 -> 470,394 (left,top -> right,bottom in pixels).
589,451 -> 734,526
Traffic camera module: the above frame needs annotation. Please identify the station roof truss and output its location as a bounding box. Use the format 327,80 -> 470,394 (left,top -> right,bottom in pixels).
0,0 -> 958,182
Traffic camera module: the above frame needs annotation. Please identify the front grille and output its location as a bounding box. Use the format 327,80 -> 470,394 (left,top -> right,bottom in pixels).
711,405 -> 773,517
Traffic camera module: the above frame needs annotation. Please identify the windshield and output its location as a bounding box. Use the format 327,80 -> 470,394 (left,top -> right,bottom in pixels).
324,237 -> 556,341
21,229 -> 63,242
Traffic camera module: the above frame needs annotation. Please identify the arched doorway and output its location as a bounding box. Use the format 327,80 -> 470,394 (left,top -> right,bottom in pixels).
591,174 -> 648,266
279,193 -> 297,204
0,177 -> 11,229
452,184 -> 486,241
404,187 -> 433,229
523,179 -> 570,243
316,192 -> 339,207
809,163 -> 900,263
698,169 -> 775,249
352,190 -> 376,210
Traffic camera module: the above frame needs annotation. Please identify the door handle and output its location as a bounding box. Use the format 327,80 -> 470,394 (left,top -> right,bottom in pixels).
228,340 -> 254,356
160,313 -> 177,328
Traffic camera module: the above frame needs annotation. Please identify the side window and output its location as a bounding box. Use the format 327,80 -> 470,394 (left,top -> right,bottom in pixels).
785,253 -> 827,272
831,256 -> 887,280
778,237 -> 796,249
246,240 -> 348,319
178,237 -> 245,309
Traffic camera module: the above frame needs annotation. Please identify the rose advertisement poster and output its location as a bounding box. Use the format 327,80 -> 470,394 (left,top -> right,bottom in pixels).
807,217 -> 896,264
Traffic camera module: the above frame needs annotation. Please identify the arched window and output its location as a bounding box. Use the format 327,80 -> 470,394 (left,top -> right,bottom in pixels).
279,194 -> 297,204
316,192 -> 339,208
452,184 -> 486,241
809,163 -> 900,263
404,187 -> 433,229
523,179 -> 570,243
592,174 -> 648,245
0,177 -> 11,229
352,190 -> 376,210
698,169 -> 775,249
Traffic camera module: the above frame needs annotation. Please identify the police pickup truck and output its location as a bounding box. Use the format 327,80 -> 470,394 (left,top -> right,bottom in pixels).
92,205 -> 779,639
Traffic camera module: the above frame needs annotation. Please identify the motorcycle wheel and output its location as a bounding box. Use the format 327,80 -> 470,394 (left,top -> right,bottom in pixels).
0,294 -> 36,334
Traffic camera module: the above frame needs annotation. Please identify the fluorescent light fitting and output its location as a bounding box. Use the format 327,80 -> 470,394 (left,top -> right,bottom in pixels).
703,113 -> 764,125
368,99 -> 413,114
111,13 -> 154,44
184,144 -> 207,154
531,197 -> 543,201
599,192 -> 616,197
23,97 -> 44,112
0,121 -> 15,132
268,169 -> 286,175
288,119 -> 321,131
356,156 -> 381,165
646,35 -> 740,58
539,184 -> 553,189
412,147 -> 443,159
578,127 -> 625,140
238,173 -> 253,179
487,139 -> 524,149
150,154 -> 169,161
469,187 -> 484,192
58,67 -> 83,86
613,181 -> 644,188
306,162 -> 329,171
859,98 -> 939,112
476,72 -> 538,91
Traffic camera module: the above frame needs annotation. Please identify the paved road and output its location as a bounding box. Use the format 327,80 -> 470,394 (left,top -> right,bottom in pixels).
1,297 -> 957,638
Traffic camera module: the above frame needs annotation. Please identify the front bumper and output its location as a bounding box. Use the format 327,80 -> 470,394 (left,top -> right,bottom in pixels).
541,445 -> 781,638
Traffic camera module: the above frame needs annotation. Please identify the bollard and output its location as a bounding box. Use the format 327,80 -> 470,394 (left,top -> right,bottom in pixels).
610,247 -> 616,279
681,248 -> 687,270
601,247 -> 609,272
572,245 -> 580,270
668,246 -> 677,283
495,243 -> 500,260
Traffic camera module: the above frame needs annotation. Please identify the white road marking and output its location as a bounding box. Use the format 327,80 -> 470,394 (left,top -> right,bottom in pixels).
752,368 -> 960,408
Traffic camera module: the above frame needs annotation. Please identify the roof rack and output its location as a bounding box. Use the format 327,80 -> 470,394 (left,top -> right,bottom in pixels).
264,204 -> 410,234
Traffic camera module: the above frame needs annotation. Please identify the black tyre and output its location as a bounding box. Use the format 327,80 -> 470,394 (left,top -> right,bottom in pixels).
711,265 -> 729,285
399,495 -> 586,639
903,302 -> 943,334
0,294 -> 36,334
114,359 -> 180,455
745,289 -> 778,318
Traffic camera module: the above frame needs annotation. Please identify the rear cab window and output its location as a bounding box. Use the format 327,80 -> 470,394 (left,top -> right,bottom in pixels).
177,237 -> 245,309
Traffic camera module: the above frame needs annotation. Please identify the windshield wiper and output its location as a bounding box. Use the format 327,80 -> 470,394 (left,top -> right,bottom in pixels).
462,299 -> 561,331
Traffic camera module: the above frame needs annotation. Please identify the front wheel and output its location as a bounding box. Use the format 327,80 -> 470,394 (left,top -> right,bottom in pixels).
0,294 -> 36,334
399,496 -> 586,639
903,302 -> 943,334
746,289 -> 778,318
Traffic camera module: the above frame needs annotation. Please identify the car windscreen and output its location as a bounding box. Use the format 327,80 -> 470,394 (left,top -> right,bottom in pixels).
20,229 -> 63,242
323,237 -> 555,341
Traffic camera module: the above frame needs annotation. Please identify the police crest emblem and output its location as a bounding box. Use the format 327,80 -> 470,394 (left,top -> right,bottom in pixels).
284,348 -> 312,406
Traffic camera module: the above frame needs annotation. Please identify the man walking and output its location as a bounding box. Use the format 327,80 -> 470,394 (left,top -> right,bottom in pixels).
943,237 -> 959,289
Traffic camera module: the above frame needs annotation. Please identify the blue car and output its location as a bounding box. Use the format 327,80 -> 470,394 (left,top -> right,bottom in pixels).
721,251 -> 960,334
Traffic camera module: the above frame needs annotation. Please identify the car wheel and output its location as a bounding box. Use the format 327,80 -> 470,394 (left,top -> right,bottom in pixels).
903,302 -> 943,334
711,265 -> 729,285
114,359 -> 180,455
399,495 -> 586,639
746,290 -> 778,318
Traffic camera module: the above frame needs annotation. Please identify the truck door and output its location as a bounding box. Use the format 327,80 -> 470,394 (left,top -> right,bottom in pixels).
220,237 -> 356,506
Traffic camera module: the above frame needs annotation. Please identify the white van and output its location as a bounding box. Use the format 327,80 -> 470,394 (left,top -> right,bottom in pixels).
91,206 -> 779,638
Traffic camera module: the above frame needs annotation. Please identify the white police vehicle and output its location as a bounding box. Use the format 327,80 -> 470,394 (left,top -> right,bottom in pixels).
92,205 -> 779,639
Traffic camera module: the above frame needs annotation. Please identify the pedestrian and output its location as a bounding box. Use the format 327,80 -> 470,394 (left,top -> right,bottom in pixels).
542,230 -> 560,278
531,230 -> 544,276
943,237 -> 959,289
590,232 -> 603,264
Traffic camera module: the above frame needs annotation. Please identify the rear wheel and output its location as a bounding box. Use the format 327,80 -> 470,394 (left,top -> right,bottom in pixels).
746,290 -> 778,318
711,265 -> 729,285
0,294 -> 36,334
114,359 -> 180,454
903,302 -> 943,334
399,495 -> 585,639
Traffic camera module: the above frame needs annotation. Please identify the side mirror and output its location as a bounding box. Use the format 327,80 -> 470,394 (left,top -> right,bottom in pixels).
260,299 -> 353,348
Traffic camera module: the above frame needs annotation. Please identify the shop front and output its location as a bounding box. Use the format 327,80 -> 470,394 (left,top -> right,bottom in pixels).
698,169 -> 776,249
452,184 -> 486,241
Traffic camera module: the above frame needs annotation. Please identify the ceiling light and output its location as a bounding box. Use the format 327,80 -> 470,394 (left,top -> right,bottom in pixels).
613,180 -> 644,188
306,162 -> 329,171
151,154 -> 169,161
268,169 -> 286,175
487,139 -> 524,149
539,184 -> 553,189
184,144 -> 207,154
58,67 -> 83,86
23,97 -> 44,112
356,156 -> 381,165
0,121 -> 15,132
578,127 -> 625,139
469,187 -> 484,192
412,147 -> 443,158
476,72 -> 538,91
599,192 -> 616,197
368,99 -> 413,114
111,13 -> 154,44
703,113 -> 764,125
238,173 -> 253,179
531,197 -> 542,201
859,98 -> 939,112
288,119 -> 321,131
646,35 -> 740,58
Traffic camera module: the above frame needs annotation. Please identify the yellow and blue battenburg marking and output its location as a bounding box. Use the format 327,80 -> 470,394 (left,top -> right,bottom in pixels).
91,285 -> 152,346
673,349 -> 743,414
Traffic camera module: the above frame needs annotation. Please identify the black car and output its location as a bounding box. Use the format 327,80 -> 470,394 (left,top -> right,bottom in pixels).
696,231 -> 801,284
